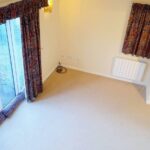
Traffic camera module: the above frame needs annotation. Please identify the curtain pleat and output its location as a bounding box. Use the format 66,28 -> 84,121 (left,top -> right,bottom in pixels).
21,9 -> 43,101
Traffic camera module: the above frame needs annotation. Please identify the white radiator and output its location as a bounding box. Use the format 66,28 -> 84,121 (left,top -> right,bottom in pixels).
112,58 -> 146,82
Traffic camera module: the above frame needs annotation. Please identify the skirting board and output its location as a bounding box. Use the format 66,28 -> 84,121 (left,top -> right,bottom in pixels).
63,65 -> 150,104
42,65 -> 57,83
63,64 -> 146,86
43,63 -> 150,104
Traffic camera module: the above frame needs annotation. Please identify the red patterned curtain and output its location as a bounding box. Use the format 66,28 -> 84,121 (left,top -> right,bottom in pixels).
0,0 -> 48,101
21,9 -> 43,101
122,3 -> 150,58
0,0 -> 48,23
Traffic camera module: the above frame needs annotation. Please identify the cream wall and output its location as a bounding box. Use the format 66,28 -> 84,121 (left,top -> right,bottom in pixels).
40,0 -> 60,82
59,0 -> 150,86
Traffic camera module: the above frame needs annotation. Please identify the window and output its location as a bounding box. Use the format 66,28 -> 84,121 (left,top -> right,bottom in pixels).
0,18 -> 25,110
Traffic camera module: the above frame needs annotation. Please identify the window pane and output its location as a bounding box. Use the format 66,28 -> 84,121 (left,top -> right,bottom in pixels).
10,18 -> 25,92
0,24 -> 16,108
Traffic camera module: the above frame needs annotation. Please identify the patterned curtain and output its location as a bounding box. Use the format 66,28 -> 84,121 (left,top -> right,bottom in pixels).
122,3 -> 150,58
21,9 -> 43,101
0,0 -> 48,101
0,0 -> 48,24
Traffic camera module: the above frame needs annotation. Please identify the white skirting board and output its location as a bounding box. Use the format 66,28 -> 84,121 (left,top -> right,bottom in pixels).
44,64 -> 149,104
42,65 -> 57,83
61,64 -> 150,104
63,64 -> 146,86
63,64 -> 150,104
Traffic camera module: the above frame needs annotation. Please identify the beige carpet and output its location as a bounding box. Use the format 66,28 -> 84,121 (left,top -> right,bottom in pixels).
1,69 -> 150,150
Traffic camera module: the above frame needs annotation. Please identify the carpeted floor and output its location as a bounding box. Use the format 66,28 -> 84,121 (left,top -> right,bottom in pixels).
1,69 -> 150,150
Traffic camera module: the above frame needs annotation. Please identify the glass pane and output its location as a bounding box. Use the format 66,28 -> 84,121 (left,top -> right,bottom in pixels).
10,18 -> 25,92
0,24 -> 16,108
